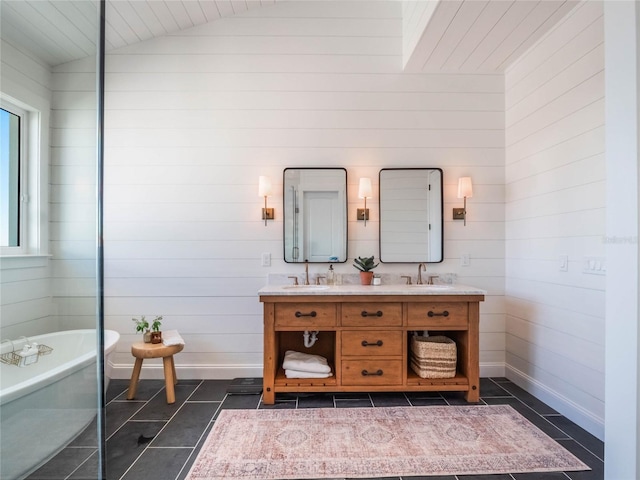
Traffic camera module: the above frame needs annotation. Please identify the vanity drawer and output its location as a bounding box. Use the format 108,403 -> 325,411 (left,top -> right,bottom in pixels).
341,302 -> 402,327
407,302 -> 468,328
275,303 -> 337,328
341,330 -> 402,356
341,359 -> 403,386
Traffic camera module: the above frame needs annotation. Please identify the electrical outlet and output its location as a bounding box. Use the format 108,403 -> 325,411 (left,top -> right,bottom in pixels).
261,252 -> 271,267
461,254 -> 470,267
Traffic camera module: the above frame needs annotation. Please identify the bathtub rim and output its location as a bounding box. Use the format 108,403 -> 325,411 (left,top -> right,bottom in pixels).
0,329 -> 119,406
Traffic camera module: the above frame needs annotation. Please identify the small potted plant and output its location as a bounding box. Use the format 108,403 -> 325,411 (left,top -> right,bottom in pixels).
132,316 -> 151,343
353,255 -> 379,285
150,316 -> 163,344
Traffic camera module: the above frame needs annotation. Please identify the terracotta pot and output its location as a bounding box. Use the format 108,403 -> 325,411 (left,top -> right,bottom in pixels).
150,331 -> 162,344
359,271 -> 374,285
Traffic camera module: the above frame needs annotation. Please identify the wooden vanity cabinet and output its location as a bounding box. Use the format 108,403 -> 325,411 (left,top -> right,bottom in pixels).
260,293 -> 484,405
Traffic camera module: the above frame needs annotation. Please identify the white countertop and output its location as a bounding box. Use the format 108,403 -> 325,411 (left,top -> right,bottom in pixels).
258,283 -> 486,296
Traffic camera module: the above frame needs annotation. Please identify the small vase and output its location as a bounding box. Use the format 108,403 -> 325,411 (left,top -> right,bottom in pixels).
359,271 -> 374,285
150,331 -> 162,344
143,331 -> 152,343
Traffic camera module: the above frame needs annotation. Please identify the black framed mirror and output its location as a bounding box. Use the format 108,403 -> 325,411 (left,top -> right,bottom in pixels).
379,168 -> 444,263
283,168 -> 348,263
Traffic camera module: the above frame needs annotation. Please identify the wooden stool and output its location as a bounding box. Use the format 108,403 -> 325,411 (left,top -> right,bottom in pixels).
127,342 -> 184,404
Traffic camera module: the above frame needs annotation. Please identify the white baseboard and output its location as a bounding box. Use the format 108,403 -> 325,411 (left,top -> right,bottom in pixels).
506,365 -> 604,441
108,362 -> 263,380
480,362 -> 505,378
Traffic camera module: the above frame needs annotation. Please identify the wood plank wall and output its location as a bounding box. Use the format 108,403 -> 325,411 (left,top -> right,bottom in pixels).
504,1 -> 605,438
97,1 -> 505,379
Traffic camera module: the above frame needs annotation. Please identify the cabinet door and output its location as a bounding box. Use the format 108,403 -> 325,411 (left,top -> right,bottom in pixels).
407,302 -> 468,328
341,330 -> 402,356
341,302 -> 402,326
275,303 -> 337,328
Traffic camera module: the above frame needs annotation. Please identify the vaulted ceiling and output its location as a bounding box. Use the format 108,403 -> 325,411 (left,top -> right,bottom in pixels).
1,0 -> 580,72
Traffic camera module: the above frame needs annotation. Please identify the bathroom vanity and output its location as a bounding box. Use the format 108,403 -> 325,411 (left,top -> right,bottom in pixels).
259,284 -> 485,404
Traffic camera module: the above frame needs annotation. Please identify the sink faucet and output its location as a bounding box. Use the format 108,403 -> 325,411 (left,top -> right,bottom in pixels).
417,263 -> 426,285
304,260 -> 310,285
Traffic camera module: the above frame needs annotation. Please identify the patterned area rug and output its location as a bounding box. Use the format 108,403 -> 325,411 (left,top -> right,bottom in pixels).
185,405 -> 590,480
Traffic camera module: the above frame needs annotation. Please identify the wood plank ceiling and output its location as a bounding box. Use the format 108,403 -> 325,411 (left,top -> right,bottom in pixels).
0,0 -> 580,72
404,0 -> 581,72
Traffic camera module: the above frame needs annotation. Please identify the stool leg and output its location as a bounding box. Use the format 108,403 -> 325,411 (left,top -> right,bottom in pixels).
127,358 -> 143,400
171,356 -> 178,385
163,355 -> 176,404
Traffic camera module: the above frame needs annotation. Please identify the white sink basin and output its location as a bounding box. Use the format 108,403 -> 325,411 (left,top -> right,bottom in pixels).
408,284 -> 453,290
282,285 -> 330,290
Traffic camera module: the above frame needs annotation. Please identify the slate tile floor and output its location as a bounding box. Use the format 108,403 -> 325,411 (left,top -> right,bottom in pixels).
28,378 -> 604,480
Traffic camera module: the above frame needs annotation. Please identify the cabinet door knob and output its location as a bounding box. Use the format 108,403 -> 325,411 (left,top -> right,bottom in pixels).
361,340 -> 383,347
427,310 -> 449,317
361,310 -> 383,317
361,369 -> 383,376
295,311 -> 317,318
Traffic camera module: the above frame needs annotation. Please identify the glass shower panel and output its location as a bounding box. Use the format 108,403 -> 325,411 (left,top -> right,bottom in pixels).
0,1 -> 104,478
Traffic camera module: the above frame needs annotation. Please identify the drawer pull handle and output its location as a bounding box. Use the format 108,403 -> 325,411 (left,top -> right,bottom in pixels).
361,310 -> 383,317
427,310 -> 449,317
361,340 -> 383,347
295,311 -> 317,318
361,369 -> 383,376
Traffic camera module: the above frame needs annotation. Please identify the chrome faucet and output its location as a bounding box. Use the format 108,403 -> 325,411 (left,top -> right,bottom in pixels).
304,260 -> 310,285
417,263 -> 426,285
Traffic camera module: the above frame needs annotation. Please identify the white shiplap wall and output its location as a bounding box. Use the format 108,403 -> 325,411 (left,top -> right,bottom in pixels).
0,38 -> 53,340
504,1 -> 605,438
101,1 -> 505,379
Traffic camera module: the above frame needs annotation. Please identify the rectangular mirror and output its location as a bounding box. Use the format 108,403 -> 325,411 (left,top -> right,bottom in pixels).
379,168 -> 444,263
283,168 -> 348,263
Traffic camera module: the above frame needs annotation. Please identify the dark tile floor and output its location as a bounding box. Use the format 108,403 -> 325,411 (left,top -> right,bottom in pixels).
28,378 -> 604,480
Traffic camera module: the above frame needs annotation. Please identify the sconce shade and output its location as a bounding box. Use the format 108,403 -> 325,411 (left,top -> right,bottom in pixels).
457,177 -> 473,199
258,176 -> 272,197
358,177 -> 373,199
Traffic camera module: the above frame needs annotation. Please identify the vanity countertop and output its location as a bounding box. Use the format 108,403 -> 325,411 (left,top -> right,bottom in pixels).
258,284 -> 486,296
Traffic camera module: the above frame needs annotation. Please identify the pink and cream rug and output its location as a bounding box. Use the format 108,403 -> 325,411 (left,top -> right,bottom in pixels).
185,405 -> 590,479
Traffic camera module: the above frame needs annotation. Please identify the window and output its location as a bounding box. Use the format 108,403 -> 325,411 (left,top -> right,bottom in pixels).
1,100 -> 26,253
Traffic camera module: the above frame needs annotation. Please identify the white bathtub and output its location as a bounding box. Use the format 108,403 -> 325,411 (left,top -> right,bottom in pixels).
0,329 -> 119,480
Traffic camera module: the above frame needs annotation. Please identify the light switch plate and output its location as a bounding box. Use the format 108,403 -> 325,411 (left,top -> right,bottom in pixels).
261,252 -> 271,267
583,256 -> 605,275
559,255 -> 568,272
461,254 -> 470,267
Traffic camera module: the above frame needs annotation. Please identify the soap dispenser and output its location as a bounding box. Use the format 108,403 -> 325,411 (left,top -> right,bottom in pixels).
326,265 -> 335,285
17,343 -> 39,367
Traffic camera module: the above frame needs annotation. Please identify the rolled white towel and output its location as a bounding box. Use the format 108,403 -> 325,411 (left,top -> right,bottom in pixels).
282,350 -> 331,374
285,369 -> 332,379
162,329 -> 185,346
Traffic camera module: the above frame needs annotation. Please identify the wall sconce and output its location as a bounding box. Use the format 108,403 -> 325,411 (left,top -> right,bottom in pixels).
453,177 -> 473,226
258,176 -> 274,226
357,177 -> 372,226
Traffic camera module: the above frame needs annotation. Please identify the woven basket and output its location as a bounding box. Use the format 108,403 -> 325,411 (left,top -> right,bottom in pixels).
410,335 -> 457,379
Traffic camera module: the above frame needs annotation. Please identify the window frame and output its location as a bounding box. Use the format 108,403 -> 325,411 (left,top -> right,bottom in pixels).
0,90 -> 46,259
0,99 -> 28,255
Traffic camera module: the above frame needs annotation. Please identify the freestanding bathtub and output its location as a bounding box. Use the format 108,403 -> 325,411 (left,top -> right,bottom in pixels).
0,329 -> 119,480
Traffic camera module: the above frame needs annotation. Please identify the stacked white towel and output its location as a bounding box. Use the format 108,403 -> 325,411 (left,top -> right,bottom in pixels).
162,329 -> 185,346
283,350 -> 332,378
